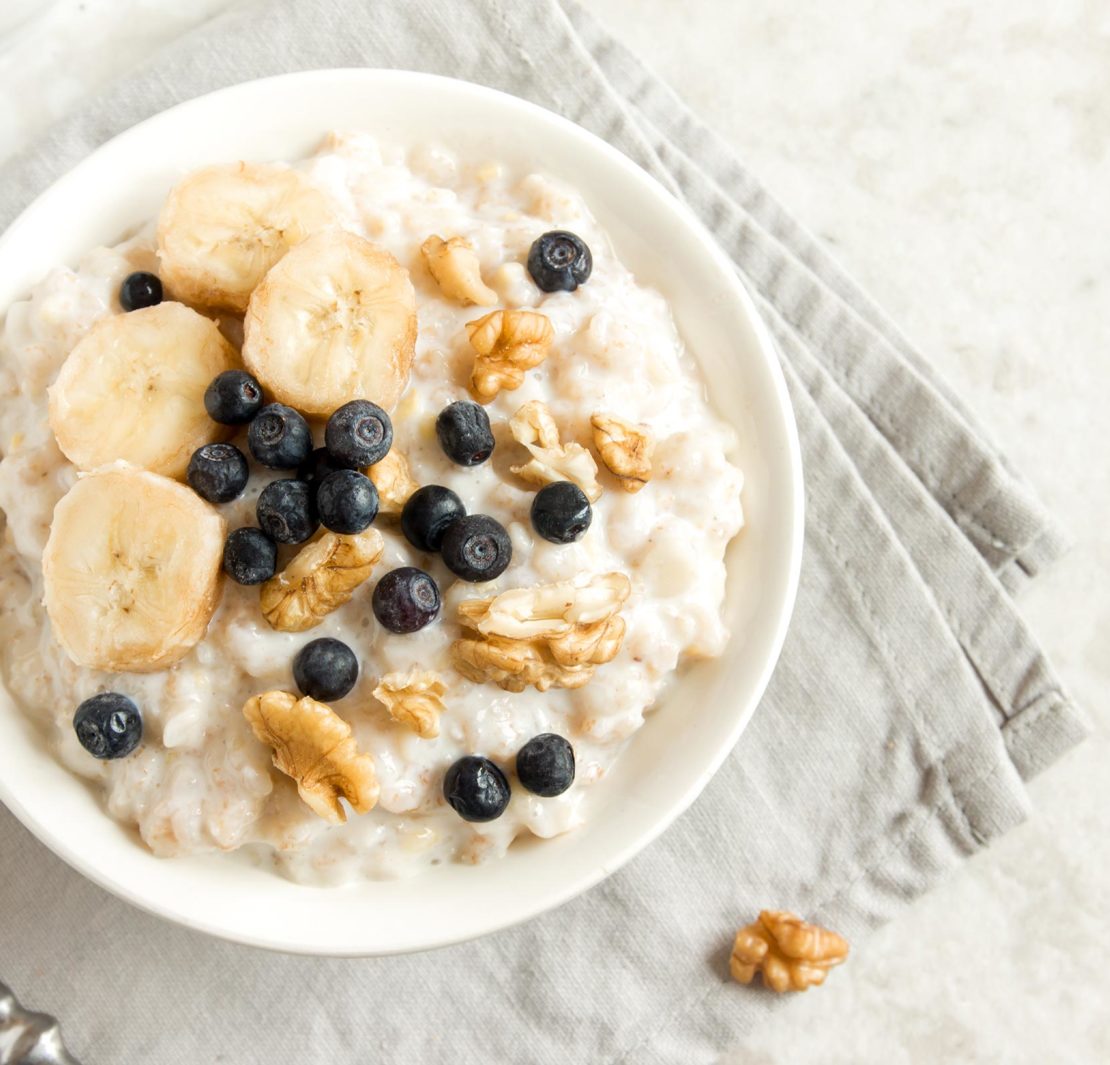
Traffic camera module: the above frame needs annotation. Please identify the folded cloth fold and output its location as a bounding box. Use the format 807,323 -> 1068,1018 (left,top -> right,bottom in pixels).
0,1 -> 1087,1062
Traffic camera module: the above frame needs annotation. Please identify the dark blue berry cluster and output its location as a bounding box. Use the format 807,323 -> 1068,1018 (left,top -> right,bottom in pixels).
443,734 -> 576,822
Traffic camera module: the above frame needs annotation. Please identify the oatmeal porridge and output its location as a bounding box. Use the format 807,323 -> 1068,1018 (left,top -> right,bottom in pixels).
0,132 -> 744,884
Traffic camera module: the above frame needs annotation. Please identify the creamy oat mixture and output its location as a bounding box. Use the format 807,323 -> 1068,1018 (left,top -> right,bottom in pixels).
0,132 -> 744,883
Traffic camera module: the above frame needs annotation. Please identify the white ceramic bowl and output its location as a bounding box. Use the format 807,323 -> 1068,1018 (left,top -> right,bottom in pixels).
0,70 -> 802,955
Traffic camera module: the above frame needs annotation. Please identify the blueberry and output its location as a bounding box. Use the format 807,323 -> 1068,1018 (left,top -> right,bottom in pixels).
530,481 -> 592,544
443,756 -> 511,822
204,369 -> 263,425
293,637 -> 359,702
297,446 -> 343,485
256,479 -> 317,544
515,733 -> 575,797
73,692 -> 142,760
441,514 -> 512,582
435,401 -> 495,466
325,400 -> 393,469
248,403 -> 313,469
526,230 -> 592,292
186,442 -> 249,504
119,271 -> 163,312
222,527 -> 277,585
372,566 -> 441,634
316,469 -> 378,534
401,485 -> 466,553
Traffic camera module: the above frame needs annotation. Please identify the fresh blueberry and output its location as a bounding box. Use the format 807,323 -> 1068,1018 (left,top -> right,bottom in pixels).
443,756 -> 511,822
73,692 -> 142,760
515,733 -> 576,797
316,469 -> 378,534
435,401 -> 495,466
530,481 -> 592,544
372,566 -> 441,634
222,527 -> 277,585
204,369 -> 263,425
441,514 -> 512,582
293,637 -> 359,702
119,271 -> 163,312
297,446 -> 343,485
325,400 -> 393,469
526,230 -> 592,292
186,442 -> 249,504
248,403 -> 313,469
400,485 -> 466,553
256,479 -> 317,544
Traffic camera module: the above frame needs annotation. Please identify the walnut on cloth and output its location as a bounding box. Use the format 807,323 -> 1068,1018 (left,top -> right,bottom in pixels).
367,449 -> 418,517
730,911 -> 849,992
260,528 -> 384,632
466,309 -> 553,402
508,400 -> 602,502
373,669 -> 447,738
242,690 -> 379,824
451,572 -> 630,692
590,412 -> 654,493
421,234 -> 498,306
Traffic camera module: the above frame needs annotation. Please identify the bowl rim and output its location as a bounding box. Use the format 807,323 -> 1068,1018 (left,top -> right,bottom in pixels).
0,68 -> 803,955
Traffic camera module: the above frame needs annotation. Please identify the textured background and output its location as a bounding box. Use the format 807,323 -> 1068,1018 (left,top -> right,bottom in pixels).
1,1 -> 1107,1060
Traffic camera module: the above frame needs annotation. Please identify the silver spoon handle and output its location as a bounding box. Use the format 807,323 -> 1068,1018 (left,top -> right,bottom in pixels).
0,981 -> 80,1065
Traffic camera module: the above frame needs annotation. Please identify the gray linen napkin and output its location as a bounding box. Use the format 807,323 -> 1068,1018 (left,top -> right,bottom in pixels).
0,1 -> 1088,1062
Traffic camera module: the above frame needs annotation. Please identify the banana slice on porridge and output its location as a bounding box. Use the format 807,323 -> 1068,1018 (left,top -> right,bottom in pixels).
48,302 -> 237,480
243,230 -> 417,415
156,161 -> 338,312
42,467 -> 225,673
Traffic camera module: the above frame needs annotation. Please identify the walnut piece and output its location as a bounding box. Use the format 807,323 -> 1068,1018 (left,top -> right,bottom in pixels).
367,449 -> 417,516
421,235 -> 498,306
243,690 -> 379,823
466,309 -> 553,402
730,911 -> 849,992
373,669 -> 447,738
508,400 -> 602,502
451,572 -> 630,692
591,412 -> 654,493
260,528 -> 384,632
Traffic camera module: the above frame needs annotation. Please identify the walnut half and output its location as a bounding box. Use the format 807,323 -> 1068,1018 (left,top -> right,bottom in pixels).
243,690 -> 379,823
730,911 -> 849,992
373,669 -> 448,738
260,528 -> 384,633
451,572 -> 630,692
367,449 -> 418,517
508,400 -> 602,502
466,309 -> 553,403
591,412 -> 654,493
421,235 -> 498,306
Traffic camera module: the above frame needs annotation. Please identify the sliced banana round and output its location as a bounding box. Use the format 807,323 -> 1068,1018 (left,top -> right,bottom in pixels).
43,467 -> 226,674
242,230 -> 416,416
157,162 -> 338,313
48,302 -> 237,480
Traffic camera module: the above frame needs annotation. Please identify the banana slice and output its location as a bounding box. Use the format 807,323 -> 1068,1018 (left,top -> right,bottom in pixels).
243,230 -> 416,416
48,302 -> 237,480
43,467 -> 226,673
157,162 -> 338,312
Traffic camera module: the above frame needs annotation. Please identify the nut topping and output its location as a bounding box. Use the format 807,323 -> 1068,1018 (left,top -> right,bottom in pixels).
591,412 -> 654,493
730,911 -> 849,992
260,528 -> 384,632
466,310 -> 553,403
508,400 -> 602,502
451,572 -> 630,692
243,690 -> 378,823
421,235 -> 498,306
373,669 -> 448,738
366,449 -> 418,516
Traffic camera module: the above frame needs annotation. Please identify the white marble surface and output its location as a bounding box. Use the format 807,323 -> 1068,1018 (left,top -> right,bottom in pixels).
1,1 -> 1107,1060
